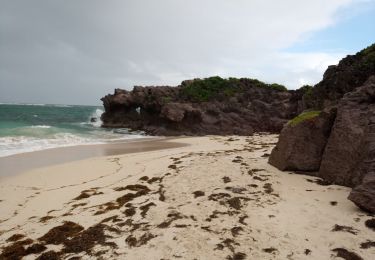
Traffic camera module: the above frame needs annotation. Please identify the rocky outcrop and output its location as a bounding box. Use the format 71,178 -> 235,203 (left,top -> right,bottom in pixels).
304,43 -> 375,109
101,77 -> 304,136
270,76 -> 375,213
349,174 -> 375,213
269,43 -> 375,213
318,78 -> 375,187
268,108 -> 336,172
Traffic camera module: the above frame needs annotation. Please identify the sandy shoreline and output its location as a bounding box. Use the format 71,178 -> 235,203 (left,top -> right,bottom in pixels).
0,137 -> 187,178
0,134 -> 374,259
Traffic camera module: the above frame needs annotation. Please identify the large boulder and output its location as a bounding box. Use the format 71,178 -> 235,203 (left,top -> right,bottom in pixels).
349,174 -> 375,213
319,76 -> 375,213
318,76 -> 375,187
269,108 -> 336,172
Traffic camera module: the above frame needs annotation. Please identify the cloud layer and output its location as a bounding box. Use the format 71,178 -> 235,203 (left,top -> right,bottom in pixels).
0,0 -> 368,104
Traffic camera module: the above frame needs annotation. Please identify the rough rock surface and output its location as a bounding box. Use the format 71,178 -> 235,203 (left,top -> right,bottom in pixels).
349,174 -> 375,213
269,43 -> 375,213
304,43 -> 375,109
270,76 -> 375,213
318,77 -> 375,187
101,78 -> 304,136
268,108 -> 336,172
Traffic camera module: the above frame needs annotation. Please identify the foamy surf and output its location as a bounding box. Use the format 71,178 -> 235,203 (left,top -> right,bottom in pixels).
30,125 -> 51,128
0,131 -> 147,157
89,108 -> 104,127
0,104 -> 148,157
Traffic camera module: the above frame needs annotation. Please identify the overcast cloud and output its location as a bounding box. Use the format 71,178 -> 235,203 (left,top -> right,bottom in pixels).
0,0 -> 372,105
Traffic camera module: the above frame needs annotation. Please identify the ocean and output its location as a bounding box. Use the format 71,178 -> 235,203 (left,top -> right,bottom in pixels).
0,103 -> 146,157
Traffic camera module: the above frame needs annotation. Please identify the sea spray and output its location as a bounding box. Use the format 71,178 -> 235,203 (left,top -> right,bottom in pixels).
89,108 -> 104,127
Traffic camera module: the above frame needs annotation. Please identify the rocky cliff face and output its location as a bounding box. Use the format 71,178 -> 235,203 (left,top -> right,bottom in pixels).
269,43 -> 375,213
318,79 -> 375,187
101,77 -> 304,136
304,43 -> 375,109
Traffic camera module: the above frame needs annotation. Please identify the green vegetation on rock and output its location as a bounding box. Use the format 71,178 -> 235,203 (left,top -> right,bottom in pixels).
268,83 -> 288,92
358,43 -> 375,70
161,96 -> 173,104
180,76 -> 238,102
299,85 -> 314,107
298,85 -> 313,94
288,110 -> 321,126
360,43 -> 375,56
180,76 -> 287,102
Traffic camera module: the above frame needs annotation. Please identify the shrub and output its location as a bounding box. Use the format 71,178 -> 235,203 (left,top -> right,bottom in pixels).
356,43 -> 375,71
180,76 -> 287,102
298,85 -> 313,94
180,76 -> 240,102
268,83 -> 288,92
242,79 -> 287,91
299,85 -> 314,107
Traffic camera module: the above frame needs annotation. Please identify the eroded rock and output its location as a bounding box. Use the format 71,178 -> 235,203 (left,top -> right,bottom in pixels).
268,108 -> 336,172
101,77 -> 303,135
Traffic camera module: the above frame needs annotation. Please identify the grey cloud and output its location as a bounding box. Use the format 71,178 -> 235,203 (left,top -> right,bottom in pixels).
0,0 -> 364,105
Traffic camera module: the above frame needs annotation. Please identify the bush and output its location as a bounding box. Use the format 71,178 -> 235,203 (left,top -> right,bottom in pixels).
299,85 -> 314,107
288,110 -> 321,126
298,85 -> 313,94
242,79 -> 287,91
268,83 -> 288,92
357,43 -> 375,71
180,76 -> 287,102
181,76 -> 240,102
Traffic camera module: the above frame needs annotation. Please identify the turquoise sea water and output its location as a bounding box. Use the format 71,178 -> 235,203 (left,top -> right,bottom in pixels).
0,104 -> 145,157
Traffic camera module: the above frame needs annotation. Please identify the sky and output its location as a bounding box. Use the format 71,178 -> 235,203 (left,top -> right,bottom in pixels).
0,0 -> 374,105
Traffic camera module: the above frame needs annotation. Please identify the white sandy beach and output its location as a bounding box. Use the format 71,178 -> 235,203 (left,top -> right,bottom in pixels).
0,134 -> 374,259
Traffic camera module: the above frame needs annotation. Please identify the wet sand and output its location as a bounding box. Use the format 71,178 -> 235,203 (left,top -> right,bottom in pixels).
0,138 -> 187,178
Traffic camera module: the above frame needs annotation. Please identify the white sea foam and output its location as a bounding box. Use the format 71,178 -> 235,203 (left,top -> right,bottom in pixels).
0,131 -> 147,157
0,106 -> 148,157
88,108 -> 104,127
30,125 -> 51,129
22,103 -> 47,106
50,104 -> 73,107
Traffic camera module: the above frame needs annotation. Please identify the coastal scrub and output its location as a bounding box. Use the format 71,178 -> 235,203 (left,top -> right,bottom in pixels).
180,76 -> 287,102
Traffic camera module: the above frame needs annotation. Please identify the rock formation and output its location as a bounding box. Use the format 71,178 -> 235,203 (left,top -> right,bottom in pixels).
101,43 -> 375,212
318,78 -> 375,187
269,43 -> 375,213
101,77 -> 304,136
268,108 -> 336,172
348,174 -> 375,213
303,43 -> 375,109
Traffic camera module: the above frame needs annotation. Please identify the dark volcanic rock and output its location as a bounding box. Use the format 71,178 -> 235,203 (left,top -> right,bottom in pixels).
304,43 -> 375,109
269,108 -> 336,172
318,76 -> 375,187
268,43 -> 375,213
101,77 -> 303,136
349,174 -> 375,213
270,76 -> 375,213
